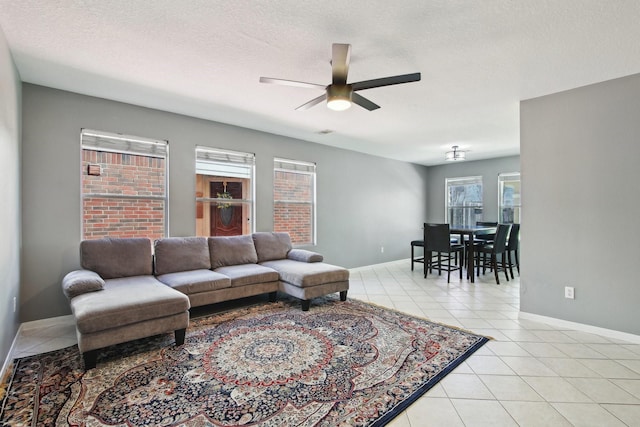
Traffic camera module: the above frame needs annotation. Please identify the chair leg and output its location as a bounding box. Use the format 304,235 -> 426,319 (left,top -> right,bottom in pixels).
423,251 -> 429,278
515,248 -> 520,275
411,244 -> 414,271
447,254 -> 451,283
508,250 -> 515,279
424,251 -> 431,278
493,254 -> 500,285
503,253 -> 510,282
501,252 -> 509,282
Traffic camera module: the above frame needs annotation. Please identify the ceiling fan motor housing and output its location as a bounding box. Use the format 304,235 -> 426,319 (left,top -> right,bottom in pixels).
327,84 -> 352,100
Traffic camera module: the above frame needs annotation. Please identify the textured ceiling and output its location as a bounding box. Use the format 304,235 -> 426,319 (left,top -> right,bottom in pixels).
1,0 -> 640,165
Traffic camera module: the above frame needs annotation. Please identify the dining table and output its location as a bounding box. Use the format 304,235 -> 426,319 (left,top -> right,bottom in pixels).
449,225 -> 497,283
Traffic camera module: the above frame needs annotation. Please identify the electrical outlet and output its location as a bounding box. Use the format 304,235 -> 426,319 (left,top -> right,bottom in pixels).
380,246 -> 384,253
564,286 -> 575,299
13,296 -> 17,313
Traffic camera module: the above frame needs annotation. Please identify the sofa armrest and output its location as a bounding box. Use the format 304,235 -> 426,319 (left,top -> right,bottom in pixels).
62,269 -> 105,299
287,249 -> 324,263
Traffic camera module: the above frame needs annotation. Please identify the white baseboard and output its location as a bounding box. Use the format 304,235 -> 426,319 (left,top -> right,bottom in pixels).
0,323 -> 24,386
519,311 -> 640,344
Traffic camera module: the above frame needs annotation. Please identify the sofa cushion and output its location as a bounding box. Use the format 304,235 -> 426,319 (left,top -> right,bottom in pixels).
287,249 -> 323,263
252,232 -> 292,262
261,259 -> 349,288
156,269 -> 231,294
154,237 -> 211,275
62,270 -> 105,299
70,275 -> 190,334
81,238 -> 153,279
209,235 -> 258,269
214,264 -> 279,287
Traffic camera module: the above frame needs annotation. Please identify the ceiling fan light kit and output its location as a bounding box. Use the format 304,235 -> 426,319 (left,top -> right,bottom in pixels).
260,43 -> 421,112
326,84 -> 353,111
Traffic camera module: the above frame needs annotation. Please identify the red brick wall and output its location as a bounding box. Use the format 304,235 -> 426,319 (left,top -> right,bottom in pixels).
82,150 -> 166,240
273,170 -> 313,245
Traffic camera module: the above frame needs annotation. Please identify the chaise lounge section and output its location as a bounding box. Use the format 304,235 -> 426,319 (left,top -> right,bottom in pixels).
252,232 -> 349,311
62,238 -> 190,369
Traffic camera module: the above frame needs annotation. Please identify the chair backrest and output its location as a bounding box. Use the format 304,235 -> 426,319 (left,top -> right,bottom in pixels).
475,221 -> 497,241
424,223 -> 452,253
507,223 -> 520,250
492,224 -> 511,253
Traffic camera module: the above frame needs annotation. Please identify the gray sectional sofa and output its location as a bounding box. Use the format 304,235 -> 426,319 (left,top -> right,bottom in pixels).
62,232 -> 349,369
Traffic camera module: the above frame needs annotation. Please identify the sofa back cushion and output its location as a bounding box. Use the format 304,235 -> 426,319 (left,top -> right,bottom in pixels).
209,235 -> 258,269
252,232 -> 292,262
80,237 -> 153,279
154,237 -> 211,275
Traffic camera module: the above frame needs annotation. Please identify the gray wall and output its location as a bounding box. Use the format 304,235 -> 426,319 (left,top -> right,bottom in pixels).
20,84 -> 429,322
426,156 -> 520,224
521,73 -> 640,335
0,28 -> 21,364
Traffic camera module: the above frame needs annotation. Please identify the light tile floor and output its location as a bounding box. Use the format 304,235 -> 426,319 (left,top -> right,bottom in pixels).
10,260 -> 640,426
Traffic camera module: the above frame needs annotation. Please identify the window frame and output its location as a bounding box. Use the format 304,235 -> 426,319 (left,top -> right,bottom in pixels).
445,175 -> 484,227
273,157 -> 317,246
498,172 -> 521,224
80,128 -> 169,239
195,146 -> 256,236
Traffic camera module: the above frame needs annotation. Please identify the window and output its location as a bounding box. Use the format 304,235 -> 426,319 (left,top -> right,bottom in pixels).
81,129 -> 168,240
273,158 -> 316,245
446,176 -> 483,226
195,146 -> 255,236
499,172 -> 521,223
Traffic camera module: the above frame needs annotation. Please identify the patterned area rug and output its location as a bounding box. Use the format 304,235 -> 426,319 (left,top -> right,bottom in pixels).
1,297 -> 488,426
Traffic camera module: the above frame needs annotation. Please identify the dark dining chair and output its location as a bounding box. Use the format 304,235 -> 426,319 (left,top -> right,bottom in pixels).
476,223 -> 511,285
424,223 -> 465,283
474,221 -> 497,245
505,223 -> 520,278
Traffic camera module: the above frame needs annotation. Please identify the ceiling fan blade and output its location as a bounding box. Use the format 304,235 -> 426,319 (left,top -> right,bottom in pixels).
260,77 -> 325,90
351,72 -> 421,91
352,93 -> 381,111
331,43 -> 351,85
295,93 -> 327,111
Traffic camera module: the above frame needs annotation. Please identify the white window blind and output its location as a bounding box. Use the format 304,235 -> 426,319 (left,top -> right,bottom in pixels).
81,129 -> 168,158
196,146 -> 255,179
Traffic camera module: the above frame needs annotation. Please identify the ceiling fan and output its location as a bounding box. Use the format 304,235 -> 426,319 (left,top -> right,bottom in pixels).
259,43 -> 421,111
